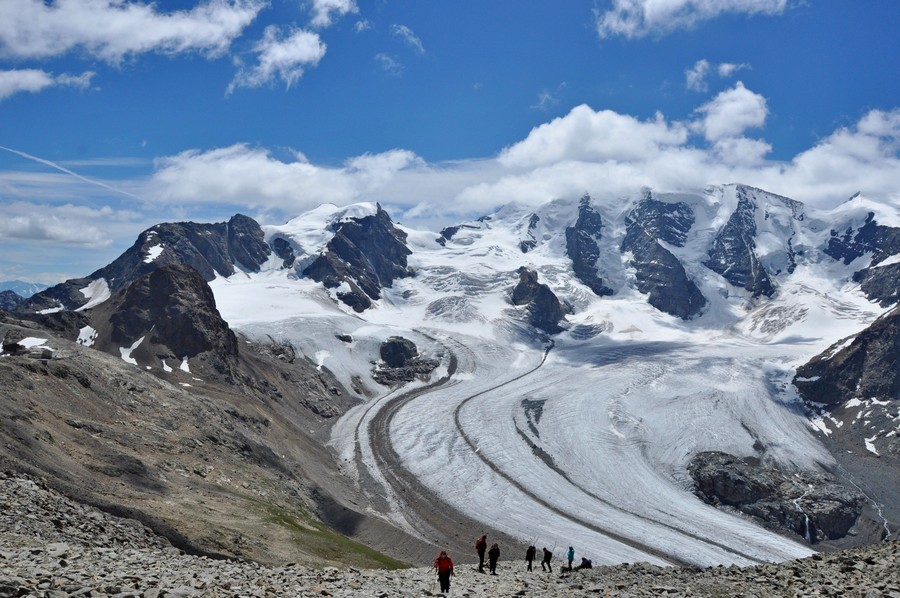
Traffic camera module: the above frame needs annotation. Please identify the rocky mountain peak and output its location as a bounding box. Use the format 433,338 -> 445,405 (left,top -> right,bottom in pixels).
565,194 -> 613,296
17,215 -> 272,313
827,212 -> 900,307
622,195 -> 706,319
0,290 -> 23,311
703,186 -> 775,298
511,266 -> 566,334
794,304 -> 900,406
92,264 -> 238,376
303,204 -> 413,312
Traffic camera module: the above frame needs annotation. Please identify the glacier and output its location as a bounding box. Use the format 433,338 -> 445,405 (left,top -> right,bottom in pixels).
208,185 -> 894,566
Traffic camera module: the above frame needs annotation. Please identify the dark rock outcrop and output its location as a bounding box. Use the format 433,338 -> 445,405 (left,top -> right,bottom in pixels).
18,215 -> 271,313
380,337 -> 418,368
854,263 -> 900,307
826,211 -> 900,307
825,211 -> 900,266
622,197 -> 705,319
373,336 -> 439,385
703,187 -> 775,298
90,264 -> 238,376
519,214 -> 540,253
16,276 -> 94,314
794,305 -> 900,406
565,195 -> 613,296
689,452 -> 864,543
304,205 -> 412,312
627,195 -> 695,247
271,237 -> 296,269
511,267 -> 566,334
0,290 -> 23,310
435,226 -> 460,247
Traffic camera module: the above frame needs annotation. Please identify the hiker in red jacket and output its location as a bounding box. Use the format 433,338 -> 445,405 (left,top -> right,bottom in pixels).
433,550 -> 454,593
475,535 -> 487,572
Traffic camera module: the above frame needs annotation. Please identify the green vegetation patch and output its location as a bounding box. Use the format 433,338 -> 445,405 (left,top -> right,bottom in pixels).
246,495 -> 408,570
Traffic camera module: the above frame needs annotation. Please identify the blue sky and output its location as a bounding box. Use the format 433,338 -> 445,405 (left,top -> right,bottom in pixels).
1,0 -> 898,284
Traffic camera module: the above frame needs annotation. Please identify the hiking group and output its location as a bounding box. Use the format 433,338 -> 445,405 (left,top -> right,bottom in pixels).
433,535 -> 594,593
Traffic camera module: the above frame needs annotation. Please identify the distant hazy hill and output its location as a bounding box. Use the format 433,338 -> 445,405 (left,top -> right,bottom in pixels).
0,280 -> 48,298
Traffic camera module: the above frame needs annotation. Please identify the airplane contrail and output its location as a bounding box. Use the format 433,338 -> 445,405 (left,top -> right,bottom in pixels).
0,144 -> 144,201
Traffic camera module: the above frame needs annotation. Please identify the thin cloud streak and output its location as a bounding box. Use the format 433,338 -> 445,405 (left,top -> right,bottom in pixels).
390,24 -> 425,54
0,145 -> 144,201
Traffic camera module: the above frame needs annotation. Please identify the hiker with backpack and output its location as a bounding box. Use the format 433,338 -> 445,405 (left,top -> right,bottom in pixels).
433,550 -> 454,593
541,547 -> 553,572
488,543 -> 500,575
525,545 -> 536,571
475,535 -> 487,573
565,546 -> 575,572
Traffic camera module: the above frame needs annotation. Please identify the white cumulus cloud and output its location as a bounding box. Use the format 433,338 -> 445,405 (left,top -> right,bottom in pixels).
718,62 -> 749,77
686,59 -> 751,91
0,0 -> 265,63
499,105 -> 688,168
694,82 -> 768,141
0,69 -> 94,100
228,26 -> 326,93
135,103 -> 900,229
309,0 -> 358,28
0,201 -> 121,246
150,144 -> 424,212
595,0 -> 788,39
685,59 -> 711,92
771,108 -> 900,203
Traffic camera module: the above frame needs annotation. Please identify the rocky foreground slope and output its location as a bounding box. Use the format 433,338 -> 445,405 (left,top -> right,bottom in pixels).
2,473 -> 897,598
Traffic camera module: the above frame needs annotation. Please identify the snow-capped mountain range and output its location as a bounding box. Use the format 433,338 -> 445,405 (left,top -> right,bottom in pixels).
12,183 -> 899,567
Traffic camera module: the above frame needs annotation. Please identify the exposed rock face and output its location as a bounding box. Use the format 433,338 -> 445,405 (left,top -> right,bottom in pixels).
435,225 -> 460,246
622,197 -> 706,319
379,336 -> 418,368
703,187 -> 776,298
271,236 -> 297,268
0,290 -> 22,310
16,276 -> 93,314
826,212 -> 900,307
511,267 -> 566,334
689,452 -> 864,543
519,213 -> 540,253
304,205 -> 412,312
565,195 -> 613,296
87,264 -> 239,378
18,214 -> 271,313
794,305 -> 900,406
854,263 -> 900,307
373,336 -> 439,385
825,211 -> 900,266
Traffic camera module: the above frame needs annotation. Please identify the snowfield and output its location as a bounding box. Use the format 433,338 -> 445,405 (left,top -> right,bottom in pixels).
209,188 -> 894,567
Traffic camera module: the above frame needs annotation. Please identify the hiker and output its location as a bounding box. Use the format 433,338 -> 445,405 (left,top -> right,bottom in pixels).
488,543 -> 500,575
541,547 -> 552,572
433,550 -> 454,593
475,535 -> 487,572
566,546 -> 575,571
576,557 -> 593,570
525,545 -> 536,571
